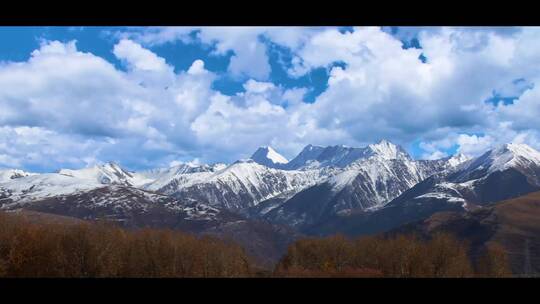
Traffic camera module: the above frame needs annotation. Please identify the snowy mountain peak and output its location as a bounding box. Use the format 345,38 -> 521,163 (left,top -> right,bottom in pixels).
285,140 -> 410,170
487,143 -> 540,171
100,161 -> 129,174
58,162 -> 133,185
455,143 -> 540,179
250,146 -> 288,168
496,143 -> 540,158
283,145 -> 326,169
367,140 -> 409,160
446,153 -> 471,167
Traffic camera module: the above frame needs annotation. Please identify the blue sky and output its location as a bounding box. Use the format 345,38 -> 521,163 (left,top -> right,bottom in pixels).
0,26 -> 539,172
0,27 -> 333,100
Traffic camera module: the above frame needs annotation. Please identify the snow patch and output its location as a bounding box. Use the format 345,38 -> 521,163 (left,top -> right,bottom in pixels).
250,146 -> 288,167
447,154 -> 471,167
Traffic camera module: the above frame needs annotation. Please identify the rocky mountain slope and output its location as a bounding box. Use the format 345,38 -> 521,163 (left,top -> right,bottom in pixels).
259,141 -> 468,229
394,191 -> 540,275
307,143 -> 540,237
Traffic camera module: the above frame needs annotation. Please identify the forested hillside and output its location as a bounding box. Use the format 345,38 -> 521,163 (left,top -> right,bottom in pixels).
0,210 -> 512,277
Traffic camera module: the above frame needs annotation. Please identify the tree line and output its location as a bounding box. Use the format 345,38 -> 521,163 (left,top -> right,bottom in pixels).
275,234 -> 512,277
0,212 -> 253,277
0,211 -> 511,277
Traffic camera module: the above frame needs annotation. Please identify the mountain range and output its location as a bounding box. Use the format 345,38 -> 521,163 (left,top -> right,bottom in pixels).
2,140 -> 540,267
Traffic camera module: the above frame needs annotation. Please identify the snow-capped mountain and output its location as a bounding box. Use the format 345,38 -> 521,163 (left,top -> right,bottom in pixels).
0,140 -> 473,227
0,162 -> 231,205
309,143 -> 540,237
260,140 -> 464,228
0,172 -> 105,203
150,159 -> 324,211
250,146 -> 288,168
284,144 -> 369,170
0,162 -> 148,203
283,140 -> 411,170
0,184 -> 223,224
135,162 -> 226,189
446,153 -> 471,167
449,143 -> 540,184
392,143 -> 540,210
58,162 -> 138,186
